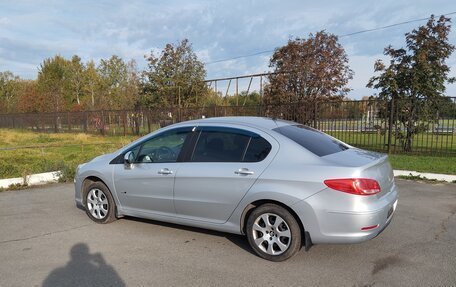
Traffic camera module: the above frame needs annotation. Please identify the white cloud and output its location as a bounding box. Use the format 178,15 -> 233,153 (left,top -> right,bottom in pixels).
195,49 -> 210,63
348,54 -> 389,99
0,17 -> 9,25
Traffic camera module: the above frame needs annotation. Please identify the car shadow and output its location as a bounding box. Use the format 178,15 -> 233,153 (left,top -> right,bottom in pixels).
123,216 -> 257,256
42,243 -> 125,287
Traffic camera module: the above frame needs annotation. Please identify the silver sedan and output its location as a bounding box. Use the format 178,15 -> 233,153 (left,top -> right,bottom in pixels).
75,117 -> 398,261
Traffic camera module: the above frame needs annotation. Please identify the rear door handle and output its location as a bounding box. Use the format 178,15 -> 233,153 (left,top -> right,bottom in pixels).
235,168 -> 254,176
158,168 -> 173,175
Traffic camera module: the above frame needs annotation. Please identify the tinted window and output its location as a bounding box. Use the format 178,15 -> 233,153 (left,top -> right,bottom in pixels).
136,129 -> 190,163
192,130 -> 250,162
274,125 -> 348,157
243,136 -> 272,162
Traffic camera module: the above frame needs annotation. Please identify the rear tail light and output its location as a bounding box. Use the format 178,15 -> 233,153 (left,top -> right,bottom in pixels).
324,178 -> 381,195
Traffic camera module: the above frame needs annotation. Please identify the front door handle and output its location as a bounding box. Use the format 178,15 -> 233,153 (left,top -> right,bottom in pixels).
158,168 -> 173,175
235,168 -> 254,176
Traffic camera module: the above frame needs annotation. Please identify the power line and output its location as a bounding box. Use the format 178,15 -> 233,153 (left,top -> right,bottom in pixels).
339,12 -> 456,37
204,11 -> 456,65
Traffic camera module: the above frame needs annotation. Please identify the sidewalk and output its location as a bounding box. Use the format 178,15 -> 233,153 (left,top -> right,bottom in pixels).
0,171 -> 60,189
393,170 -> 456,183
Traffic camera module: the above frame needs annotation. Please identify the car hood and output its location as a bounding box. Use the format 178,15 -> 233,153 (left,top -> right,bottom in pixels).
89,152 -> 115,164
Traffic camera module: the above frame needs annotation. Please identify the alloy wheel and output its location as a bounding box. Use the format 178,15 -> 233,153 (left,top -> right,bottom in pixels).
252,213 -> 291,255
86,188 -> 109,219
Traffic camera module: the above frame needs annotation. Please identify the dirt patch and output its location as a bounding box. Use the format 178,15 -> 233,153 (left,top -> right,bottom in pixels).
434,206 -> 456,240
372,255 -> 402,275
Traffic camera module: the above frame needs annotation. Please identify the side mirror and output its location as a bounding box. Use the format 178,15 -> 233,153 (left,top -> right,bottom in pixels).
124,151 -> 134,168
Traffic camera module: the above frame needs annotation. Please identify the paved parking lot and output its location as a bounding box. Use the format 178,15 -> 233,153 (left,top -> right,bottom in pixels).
0,179 -> 455,287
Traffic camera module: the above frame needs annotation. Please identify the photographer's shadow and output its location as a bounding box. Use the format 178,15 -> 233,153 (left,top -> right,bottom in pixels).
43,243 -> 125,287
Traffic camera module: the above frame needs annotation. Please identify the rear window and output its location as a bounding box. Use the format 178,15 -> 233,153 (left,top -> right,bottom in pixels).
243,136 -> 272,162
192,131 -> 250,162
273,125 -> 348,157
190,127 -> 272,163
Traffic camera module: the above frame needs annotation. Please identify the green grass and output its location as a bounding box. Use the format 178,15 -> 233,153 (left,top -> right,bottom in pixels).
388,154 -> 456,175
325,131 -> 456,154
0,129 -> 455,181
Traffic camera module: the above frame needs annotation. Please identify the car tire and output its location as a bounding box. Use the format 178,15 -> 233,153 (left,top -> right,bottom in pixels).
246,203 -> 301,261
84,181 -> 117,224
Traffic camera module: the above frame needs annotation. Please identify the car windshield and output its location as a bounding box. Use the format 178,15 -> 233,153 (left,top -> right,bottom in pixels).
273,125 -> 348,157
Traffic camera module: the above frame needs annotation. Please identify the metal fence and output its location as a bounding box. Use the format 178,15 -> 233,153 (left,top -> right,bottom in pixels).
0,97 -> 455,156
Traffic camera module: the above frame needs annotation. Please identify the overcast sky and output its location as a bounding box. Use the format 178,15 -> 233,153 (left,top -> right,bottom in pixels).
1,0 -> 455,99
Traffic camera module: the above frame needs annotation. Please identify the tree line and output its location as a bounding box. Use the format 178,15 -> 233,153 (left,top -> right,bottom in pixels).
1,15 -> 454,152
1,16 -> 454,150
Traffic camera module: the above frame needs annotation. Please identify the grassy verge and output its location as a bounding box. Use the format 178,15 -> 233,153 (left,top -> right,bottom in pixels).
388,154 -> 456,175
0,129 -> 455,182
0,129 -> 138,180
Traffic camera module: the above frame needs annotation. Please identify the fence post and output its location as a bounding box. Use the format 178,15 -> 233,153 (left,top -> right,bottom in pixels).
313,101 -> 318,129
387,95 -> 395,153
123,111 -> 126,136
54,112 -> 58,133
67,112 -> 71,132
100,110 -> 105,135
146,110 -> 151,133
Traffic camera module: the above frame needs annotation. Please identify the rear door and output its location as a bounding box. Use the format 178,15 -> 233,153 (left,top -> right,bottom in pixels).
173,126 -> 277,223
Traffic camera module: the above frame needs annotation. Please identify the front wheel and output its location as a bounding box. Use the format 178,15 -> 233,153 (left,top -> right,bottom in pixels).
246,204 -> 301,261
84,182 -> 117,224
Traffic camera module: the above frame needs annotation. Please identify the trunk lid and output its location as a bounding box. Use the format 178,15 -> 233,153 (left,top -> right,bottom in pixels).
322,148 -> 395,196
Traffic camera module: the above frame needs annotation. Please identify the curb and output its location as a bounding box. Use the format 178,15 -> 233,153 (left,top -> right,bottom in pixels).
0,171 -> 60,189
393,170 -> 455,183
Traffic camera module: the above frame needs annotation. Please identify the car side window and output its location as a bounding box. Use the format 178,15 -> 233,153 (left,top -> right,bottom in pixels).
191,130 -> 250,162
135,129 -> 190,163
243,136 -> 272,162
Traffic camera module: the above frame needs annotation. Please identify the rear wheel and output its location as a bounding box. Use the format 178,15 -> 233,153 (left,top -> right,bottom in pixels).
84,182 -> 116,224
246,204 -> 301,261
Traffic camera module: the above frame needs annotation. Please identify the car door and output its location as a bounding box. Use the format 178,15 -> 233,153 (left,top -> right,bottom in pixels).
173,126 -> 277,223
113,127 -> 193,215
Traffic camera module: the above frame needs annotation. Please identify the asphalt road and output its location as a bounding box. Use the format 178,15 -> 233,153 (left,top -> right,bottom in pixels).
0,180 -> 455,287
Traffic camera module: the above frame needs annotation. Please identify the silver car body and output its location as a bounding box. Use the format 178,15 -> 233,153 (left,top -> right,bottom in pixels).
75,117 -> 398,244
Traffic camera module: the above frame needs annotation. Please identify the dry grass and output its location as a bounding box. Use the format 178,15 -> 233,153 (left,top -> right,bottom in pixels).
0,129 -> 138,179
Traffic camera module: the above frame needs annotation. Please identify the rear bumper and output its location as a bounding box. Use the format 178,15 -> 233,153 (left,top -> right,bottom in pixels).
293,185 -> 398,244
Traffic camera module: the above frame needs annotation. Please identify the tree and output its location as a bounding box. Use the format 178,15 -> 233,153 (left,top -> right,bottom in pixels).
367,15 -> 455,152
37,55 -> 69,113
0,71 -> 20,113
142,39 -> 207,108
125,59 -> 140,109
98,55 -> 139,110
264,31 -> 353,122
227,91 -> 262,106
16,80 -> 44,113
83,60 -> 102,110
67,55 -> 85,108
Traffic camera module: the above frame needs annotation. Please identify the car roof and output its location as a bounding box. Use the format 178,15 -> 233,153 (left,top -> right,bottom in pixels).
172,116 -> 296,131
